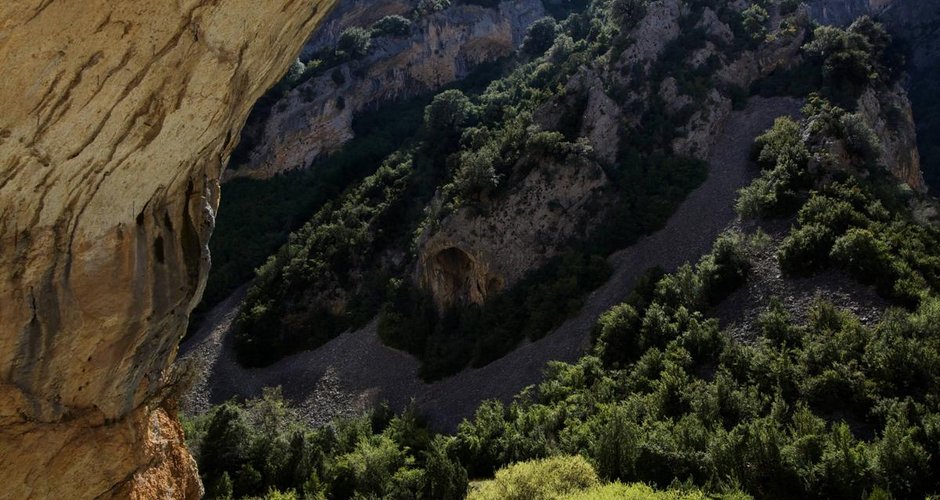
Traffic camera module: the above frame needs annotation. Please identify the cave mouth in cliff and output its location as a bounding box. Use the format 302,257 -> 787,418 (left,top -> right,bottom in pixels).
430,247 -> 504,307
433,247 -> 476,306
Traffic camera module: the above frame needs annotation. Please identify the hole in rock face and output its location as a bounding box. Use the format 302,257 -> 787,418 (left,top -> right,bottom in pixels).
429,247 -> 502,308
153,236 -> 165,264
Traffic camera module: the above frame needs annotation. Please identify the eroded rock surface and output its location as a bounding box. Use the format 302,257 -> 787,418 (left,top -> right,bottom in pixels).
300,0 -> 419,56
226,0 -> 544,180
415,0 -> 809,309
857,85 -> 926,191
0,0 -> 335,497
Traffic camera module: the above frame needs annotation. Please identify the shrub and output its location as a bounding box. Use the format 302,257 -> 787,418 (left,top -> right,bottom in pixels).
802,18 -> 894,101
454,142 -> 501,201
423,436 -> 469,500
839,112 -> 884,166
523,17 -> 559,56
830,228 -> 895,288
415,0 -> 451,16
752,117 -> 805,170
735,177 -> 777,218
741,4 -> 769,42
563,482 -> 727,500
778,223 -> 835,275
424,89 -> 475,145
371,15 -> 412,37
595,303 -> 642,366
337,27 -> 372,59
698,231 -> 751,305
592,406 -> 641,480
468,455 -> 600,500
872,414 -> 931,496
611,0 -> 649,30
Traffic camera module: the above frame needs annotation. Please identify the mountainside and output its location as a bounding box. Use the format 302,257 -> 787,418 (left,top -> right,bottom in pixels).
300,0 -> 420,56
0,1 -> 336,497
4,0 -> 937,498
179,1 -> 940,498
808,0 -> 940,189
225,0 -> 544,180
806,0 -> 886,25
228,0 -> 926,379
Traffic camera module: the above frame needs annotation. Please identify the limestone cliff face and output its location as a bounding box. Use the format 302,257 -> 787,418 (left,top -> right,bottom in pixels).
805,0 -> 940,68
805,0 -> 888,25
226,0 -> 545,180
857,85 -> 926,191
0,0 -> 335,497
418,158 -> 612,309
300,0 -> 419,56
414,0 -> 809,307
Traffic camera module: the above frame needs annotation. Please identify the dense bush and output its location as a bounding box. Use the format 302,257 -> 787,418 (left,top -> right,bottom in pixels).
445,290 -> 940,499
735,116 -> 809,218
803,17 -> 896,104
190,224 -> 940,498
610,0 -> 649,30
194,94 -> 429,326
522,17 -> 559,56
380,252 -> 611,380
468,455 -> 599,500
337,27 -> 372,59
184,392 -> 468,500
740,97 -> 940,305
372,15 -> 412,38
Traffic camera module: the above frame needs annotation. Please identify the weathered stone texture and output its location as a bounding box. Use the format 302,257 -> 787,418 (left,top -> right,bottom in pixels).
0,0 -> 334,497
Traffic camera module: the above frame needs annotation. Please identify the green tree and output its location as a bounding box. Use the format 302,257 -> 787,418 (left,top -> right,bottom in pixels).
423,436 -> 469,500
372,15 -> 412,37
337,27 -> 372,59
200,403 -> 252,490
424,89 -> 475,150
522,17 -> 559,56
611,0 -> 648,29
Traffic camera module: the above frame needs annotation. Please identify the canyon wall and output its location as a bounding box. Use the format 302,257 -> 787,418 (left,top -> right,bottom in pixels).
0,0 -> 335,497
414,1 -> 809,307
300,0 -> 419,56
225,0 -> 544,180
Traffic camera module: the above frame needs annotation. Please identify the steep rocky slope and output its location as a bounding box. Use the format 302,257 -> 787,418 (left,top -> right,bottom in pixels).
806,0 -> 889,25
226,0 -> 846,382
181,97 -> 803,430
0,1 -> 335,497
300,0 -> 419,56
807,0 -> 940,189
413,0 -> 810,308
226,0 -> 544,180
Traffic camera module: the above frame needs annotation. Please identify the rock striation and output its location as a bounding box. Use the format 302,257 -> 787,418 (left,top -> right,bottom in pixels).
0,0 -> 335,497
226,0 -> 545,180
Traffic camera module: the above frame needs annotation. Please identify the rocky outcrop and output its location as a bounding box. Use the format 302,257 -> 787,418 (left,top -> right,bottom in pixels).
806,0 -> 940,190
300,0 -> 419,56
613,0 -> 682,82
418,158 -> 612,309
715,7 -> 810,90
0,0 -> 335,497
857,85 -> 926,191
226,0 -> 544,180
414,0 -> 812,309
805,0 -> 887,25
